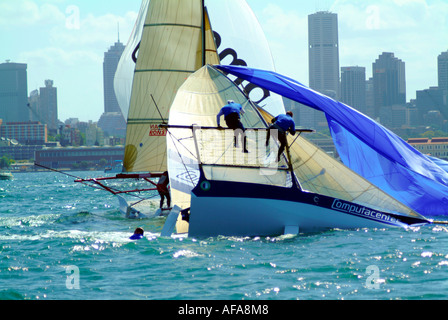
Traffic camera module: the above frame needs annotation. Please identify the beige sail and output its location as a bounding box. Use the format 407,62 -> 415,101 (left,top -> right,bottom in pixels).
123,0 -> 219,173
168,65 -> 270,233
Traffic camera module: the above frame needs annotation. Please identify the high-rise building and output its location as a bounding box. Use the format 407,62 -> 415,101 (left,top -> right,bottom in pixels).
308,11 -> 340,100
415,86 -> 447,125
99,39 -> 126,137
0,62 -> 31,122
438,50 -> 448,99
341,66 -> 366,115
39,80 -> 58,133
103,40 -> 125,114
365,77 -> 375,119
307,11 -> 340,131
372,52 -> 406,118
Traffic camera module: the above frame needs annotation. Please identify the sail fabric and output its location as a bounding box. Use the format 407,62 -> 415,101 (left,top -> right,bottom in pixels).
123,0 -> 219,173
255,107 -> 423,219
167,66 -> 269,205
205,0 -> 285,116
216,65 -> 448,217
119,0 -> 282,173
114,0 -> 149,120
168,65 -> 426,237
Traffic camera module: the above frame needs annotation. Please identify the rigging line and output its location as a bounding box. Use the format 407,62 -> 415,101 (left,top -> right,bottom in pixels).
167,130 -> 197,187
128,192 -> 160,208
75,178 -> 155,201
178,136 -> 194,142
151,94 -> 167,124
35,162 -> 83,180
167,129 -> 198,160
35,162 -> 155,201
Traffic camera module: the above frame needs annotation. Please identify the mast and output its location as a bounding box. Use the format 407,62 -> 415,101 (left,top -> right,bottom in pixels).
201,0 -> 206,66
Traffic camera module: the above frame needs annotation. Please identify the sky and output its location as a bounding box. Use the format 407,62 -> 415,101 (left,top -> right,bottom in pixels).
1,0 -> 447,122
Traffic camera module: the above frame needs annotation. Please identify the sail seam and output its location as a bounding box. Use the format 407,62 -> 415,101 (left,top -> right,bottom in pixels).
135,69 -> 195,73
144,23 -> 201,29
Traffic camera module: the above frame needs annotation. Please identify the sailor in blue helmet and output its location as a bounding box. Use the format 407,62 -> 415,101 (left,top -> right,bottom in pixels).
266,111 -> 296,161
129,227 -> 144,240
217,100 -> 249,153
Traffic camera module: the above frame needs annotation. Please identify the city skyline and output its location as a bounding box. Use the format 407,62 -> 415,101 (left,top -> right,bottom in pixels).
0,0 -> 447,122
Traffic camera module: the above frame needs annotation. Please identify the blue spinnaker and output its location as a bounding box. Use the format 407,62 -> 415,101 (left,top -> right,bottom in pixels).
217,65 -> 448,216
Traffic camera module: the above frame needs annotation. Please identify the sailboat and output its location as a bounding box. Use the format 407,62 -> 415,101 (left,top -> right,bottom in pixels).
162,65 -> 430,237
75,0 -> 279,219
0,169 -> 13,180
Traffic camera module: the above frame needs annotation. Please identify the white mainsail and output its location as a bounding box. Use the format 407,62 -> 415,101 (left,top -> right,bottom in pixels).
205,0 -> 285,116
122,0 -> 219,173
114,0 -> 149,121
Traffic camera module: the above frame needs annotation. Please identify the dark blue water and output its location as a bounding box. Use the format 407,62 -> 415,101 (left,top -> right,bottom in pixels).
1,171 -> 447,300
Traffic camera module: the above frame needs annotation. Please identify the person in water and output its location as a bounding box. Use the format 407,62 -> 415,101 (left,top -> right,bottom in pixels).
157,171 -> 171,209
217,100 -> 249,153
266,111 -> 296,161
129,227 -> 144,240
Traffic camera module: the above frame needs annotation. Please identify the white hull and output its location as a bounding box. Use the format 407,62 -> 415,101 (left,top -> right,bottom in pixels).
0,171 -> 13,180
188,194 -> 408,237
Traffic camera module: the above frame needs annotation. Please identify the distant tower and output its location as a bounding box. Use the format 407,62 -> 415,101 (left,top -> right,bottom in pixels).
308,11 -> 340,100
0,62 -> 30,122
372,52 -> 406,118
98,33 -> 126,137
438,50 -> 448,100
103,38 -> 125,114
39,80 -> 58,133
307,11 -> 340,130
341,66 -> 366,114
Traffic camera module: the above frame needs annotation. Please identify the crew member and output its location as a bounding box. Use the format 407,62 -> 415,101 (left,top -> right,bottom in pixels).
157,171 -> 171,209
217,100 -> 248,153
266,111 -> 296,161
129,227 -> 144,240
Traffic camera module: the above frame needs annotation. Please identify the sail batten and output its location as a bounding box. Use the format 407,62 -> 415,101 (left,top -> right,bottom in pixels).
144,23 -> 203,29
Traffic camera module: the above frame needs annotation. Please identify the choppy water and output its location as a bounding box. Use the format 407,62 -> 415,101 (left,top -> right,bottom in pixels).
1,171 -> 448,301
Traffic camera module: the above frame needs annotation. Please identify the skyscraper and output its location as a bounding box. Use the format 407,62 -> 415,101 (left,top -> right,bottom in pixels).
308,11 -> 340,100
341,66 -> 366,115
0,62 -> 31,122
372,52 -> 406,119
98,39 -> 126,137
438,50 -> 448,99
307,11 -> 340,131
39,80 -> 58,133
103,40 -> 125,114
